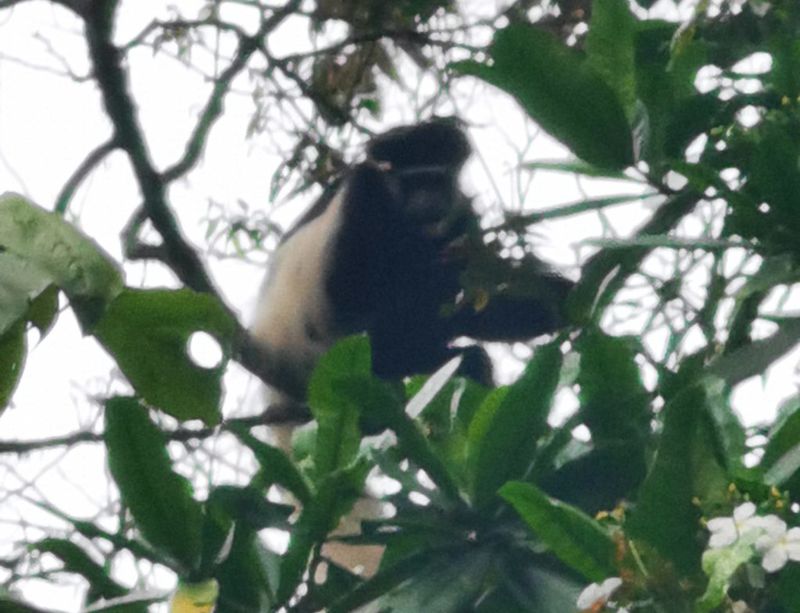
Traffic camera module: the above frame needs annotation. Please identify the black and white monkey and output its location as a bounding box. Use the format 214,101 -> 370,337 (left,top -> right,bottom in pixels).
251,118 -> 572,402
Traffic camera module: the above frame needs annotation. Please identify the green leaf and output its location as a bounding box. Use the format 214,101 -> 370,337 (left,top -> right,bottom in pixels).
576,330 -> 650,447
216,529 -> 278,612
233,427 -> 312,504
697,534 -> 757,612
468,341 -> 561,509
0,193 -> 123,329
206,485 -> 293,531
330,546 -> 492,613
31,538 -> 140,607
0,252 -> 53,337
627,383 -> 729,575
95,288 -> 235,425
455,25 -> 633,170
521,159 -> 636,181
586,0 -> 637,120
26,284 -> 60,336
307,336 -> 372,479
500,481 -> 616,582
508,193 -> 651,226
104,397 -> 203,572
0,321 -> 26,411
476,561 -> 583,613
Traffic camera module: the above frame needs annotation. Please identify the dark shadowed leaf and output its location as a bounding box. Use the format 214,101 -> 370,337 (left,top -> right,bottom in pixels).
215,529 -> 278,613
330,545 -> 492,613
576,329 -> 650,448
500,481 -> 615,582
0,321 -> 25,412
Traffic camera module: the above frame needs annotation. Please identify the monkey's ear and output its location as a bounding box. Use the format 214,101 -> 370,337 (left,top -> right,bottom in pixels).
367,117 -> 470,170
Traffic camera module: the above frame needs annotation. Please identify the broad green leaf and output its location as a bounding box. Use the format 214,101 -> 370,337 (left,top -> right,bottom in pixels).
0,193 -> 123,328
476,562 -> 583,613
455,25 -> 633,170
627,384 -> 728,575
587,0 -> 637,120
216,529 -> 277,612
104,397 -> 203,572
26,284 -> 59,336
468,342 -> 561,509
0,252 -> 53,336
500,481 -> 615,582
206,485 -> 293,532
632,20 -> 678,167
697,534 -> 757,612
306,336 -> 372,479
95,289 -> 235,425
0,321 -> 25,411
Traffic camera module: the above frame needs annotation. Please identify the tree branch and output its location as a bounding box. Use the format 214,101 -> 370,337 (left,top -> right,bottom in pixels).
0,405 -> 310,454
55,138 -> 118,214
82,2 -> 217,294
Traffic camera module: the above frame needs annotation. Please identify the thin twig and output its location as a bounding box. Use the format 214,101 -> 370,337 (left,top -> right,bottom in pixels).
55,138 -> 118,214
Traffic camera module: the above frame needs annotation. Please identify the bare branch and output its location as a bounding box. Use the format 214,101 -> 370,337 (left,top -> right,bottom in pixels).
0,407 -> 309,454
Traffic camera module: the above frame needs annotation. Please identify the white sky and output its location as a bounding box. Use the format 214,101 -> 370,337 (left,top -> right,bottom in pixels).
0,1 -> 798,610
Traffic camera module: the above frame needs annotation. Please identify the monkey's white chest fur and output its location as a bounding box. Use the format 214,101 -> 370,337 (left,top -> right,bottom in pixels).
250,193 -> 344,386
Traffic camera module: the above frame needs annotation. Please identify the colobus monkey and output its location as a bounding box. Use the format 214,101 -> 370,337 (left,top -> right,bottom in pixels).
251,118 -> 572,402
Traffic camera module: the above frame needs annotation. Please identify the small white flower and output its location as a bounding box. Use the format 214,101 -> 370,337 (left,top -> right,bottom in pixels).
576,577 -> 622,611
731,600 -> 753,613
756,521 -> 800,572
707,502 -> 763,548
